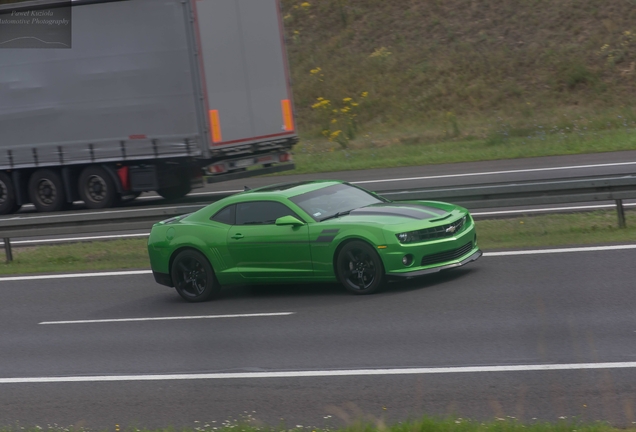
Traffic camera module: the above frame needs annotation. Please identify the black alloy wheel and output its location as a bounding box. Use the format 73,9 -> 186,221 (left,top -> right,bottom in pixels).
0,172 -> 20,215
28,169 -> 67,212
171,250 -> 220,302
336,240 -> 385,295
78,166 -> 117,209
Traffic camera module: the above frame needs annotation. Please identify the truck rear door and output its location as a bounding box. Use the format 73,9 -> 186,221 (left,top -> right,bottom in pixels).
191,0 -> 296,147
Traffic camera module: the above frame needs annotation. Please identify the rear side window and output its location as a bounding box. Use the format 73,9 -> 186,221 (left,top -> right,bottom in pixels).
235,201 -> 299,225
210,205 -> 235,225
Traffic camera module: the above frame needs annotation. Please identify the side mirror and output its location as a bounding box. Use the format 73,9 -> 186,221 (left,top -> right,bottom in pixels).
275,215 -> 305,226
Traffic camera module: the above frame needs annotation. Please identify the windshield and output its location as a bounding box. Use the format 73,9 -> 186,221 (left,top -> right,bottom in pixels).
290,183 -> 388,221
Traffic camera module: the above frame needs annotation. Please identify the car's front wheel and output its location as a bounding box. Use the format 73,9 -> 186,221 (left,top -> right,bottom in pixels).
171,250 -> 220,302
336,241 -> 385,295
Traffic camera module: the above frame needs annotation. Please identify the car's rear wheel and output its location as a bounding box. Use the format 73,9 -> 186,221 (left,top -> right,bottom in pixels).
171,250 -> 220,302
336,241 -> 385,295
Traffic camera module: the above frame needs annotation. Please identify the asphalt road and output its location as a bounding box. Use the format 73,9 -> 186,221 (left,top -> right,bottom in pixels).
207,149 -> 636,193
1,247 -> 636,428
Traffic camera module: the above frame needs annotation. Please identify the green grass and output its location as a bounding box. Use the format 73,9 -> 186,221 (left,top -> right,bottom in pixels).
476,210 -> 636,250
2,210 -> 635,276
291,126 -> 636,175
0,239 -> 150,275
0,417 -> 631,432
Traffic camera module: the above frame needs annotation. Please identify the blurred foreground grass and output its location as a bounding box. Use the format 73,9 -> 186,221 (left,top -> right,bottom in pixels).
0,417 -> 632,432
1,210 -> 635,276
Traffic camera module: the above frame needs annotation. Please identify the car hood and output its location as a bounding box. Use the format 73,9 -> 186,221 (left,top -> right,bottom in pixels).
350,202 -> 448,219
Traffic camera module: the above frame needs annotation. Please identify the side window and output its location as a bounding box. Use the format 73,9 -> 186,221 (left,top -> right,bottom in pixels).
235,201 -> 299,225
210,205 -> 235,225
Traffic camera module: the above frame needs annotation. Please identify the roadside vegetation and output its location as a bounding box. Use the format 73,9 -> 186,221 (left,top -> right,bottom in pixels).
0,417 -> 634,432
281,0 -> 636,173
2,210 -> 635,276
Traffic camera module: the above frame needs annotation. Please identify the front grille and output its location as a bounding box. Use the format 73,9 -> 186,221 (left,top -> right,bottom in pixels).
420,242 -> 474,267
404,216 -> 467,242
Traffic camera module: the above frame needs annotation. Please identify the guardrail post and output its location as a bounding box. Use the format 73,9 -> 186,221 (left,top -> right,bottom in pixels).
616,199 -> 626,229
3,238 -> 12,263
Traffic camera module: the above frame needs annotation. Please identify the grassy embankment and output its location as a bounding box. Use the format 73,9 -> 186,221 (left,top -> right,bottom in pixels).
281,0 -> 636,173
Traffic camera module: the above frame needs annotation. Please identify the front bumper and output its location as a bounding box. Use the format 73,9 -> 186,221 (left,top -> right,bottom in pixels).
387,249 -> 482,278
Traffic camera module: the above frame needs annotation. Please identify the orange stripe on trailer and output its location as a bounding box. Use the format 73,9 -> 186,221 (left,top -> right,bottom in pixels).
209,110 -> 222,143
281,99 -> 294,132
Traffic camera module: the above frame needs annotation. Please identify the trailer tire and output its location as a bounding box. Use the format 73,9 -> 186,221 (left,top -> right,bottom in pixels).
78,166 -> 117,209
28,169 -> 67,212
0,172 -> 20,215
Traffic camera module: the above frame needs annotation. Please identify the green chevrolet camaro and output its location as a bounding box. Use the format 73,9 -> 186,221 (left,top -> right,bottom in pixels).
148,180 -> 482,302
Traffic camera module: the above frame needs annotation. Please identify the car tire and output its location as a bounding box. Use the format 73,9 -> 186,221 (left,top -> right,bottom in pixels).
171,249 -> 220,302
78,166 -> 117,209
336,240 -> 385,295
0,171 -> 21,215
28,169 -> 67,212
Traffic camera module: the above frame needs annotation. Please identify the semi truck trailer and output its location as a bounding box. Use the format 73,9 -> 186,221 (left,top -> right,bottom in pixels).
0,0 -> 298,214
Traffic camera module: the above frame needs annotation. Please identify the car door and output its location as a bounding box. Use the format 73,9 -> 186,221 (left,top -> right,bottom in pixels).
227,201 -> 313,279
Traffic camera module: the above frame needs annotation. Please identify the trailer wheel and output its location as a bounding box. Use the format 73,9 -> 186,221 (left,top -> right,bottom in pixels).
28,169 -> 67,212
0,172 -> 20,215
78,166 -> 117,209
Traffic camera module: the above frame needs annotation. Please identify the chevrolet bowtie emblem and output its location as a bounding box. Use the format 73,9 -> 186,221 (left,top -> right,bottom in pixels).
445,225 -> 456,233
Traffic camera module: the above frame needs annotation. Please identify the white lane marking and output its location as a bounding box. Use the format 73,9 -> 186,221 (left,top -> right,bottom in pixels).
0,270 -> 151,282
353,161 -> 636,185
137,190 -> 243,200
0,244 -> 634,283
3,205 -> 200,221
485,245 -> 636,256
2,361 -> 636,384
472,202 -> 636,216
39,312 -> 295,325
12,233 -> 149,246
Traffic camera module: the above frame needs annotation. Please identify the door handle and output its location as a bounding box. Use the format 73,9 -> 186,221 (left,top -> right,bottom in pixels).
231,233 -> 244,240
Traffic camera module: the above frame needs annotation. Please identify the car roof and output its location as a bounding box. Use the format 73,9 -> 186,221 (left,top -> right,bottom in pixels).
242,180 -> 344,198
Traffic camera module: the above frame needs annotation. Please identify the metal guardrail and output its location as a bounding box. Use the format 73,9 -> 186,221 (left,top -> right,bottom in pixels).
1,174 -> 635,262
0,205 -> 205,262
378,174 -> 635,228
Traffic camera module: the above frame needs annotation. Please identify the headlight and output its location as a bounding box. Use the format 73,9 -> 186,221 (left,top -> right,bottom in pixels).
396,232 -> 415,243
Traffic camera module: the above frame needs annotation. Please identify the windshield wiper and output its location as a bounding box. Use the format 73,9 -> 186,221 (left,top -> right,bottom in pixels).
319,210 -> 352,222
